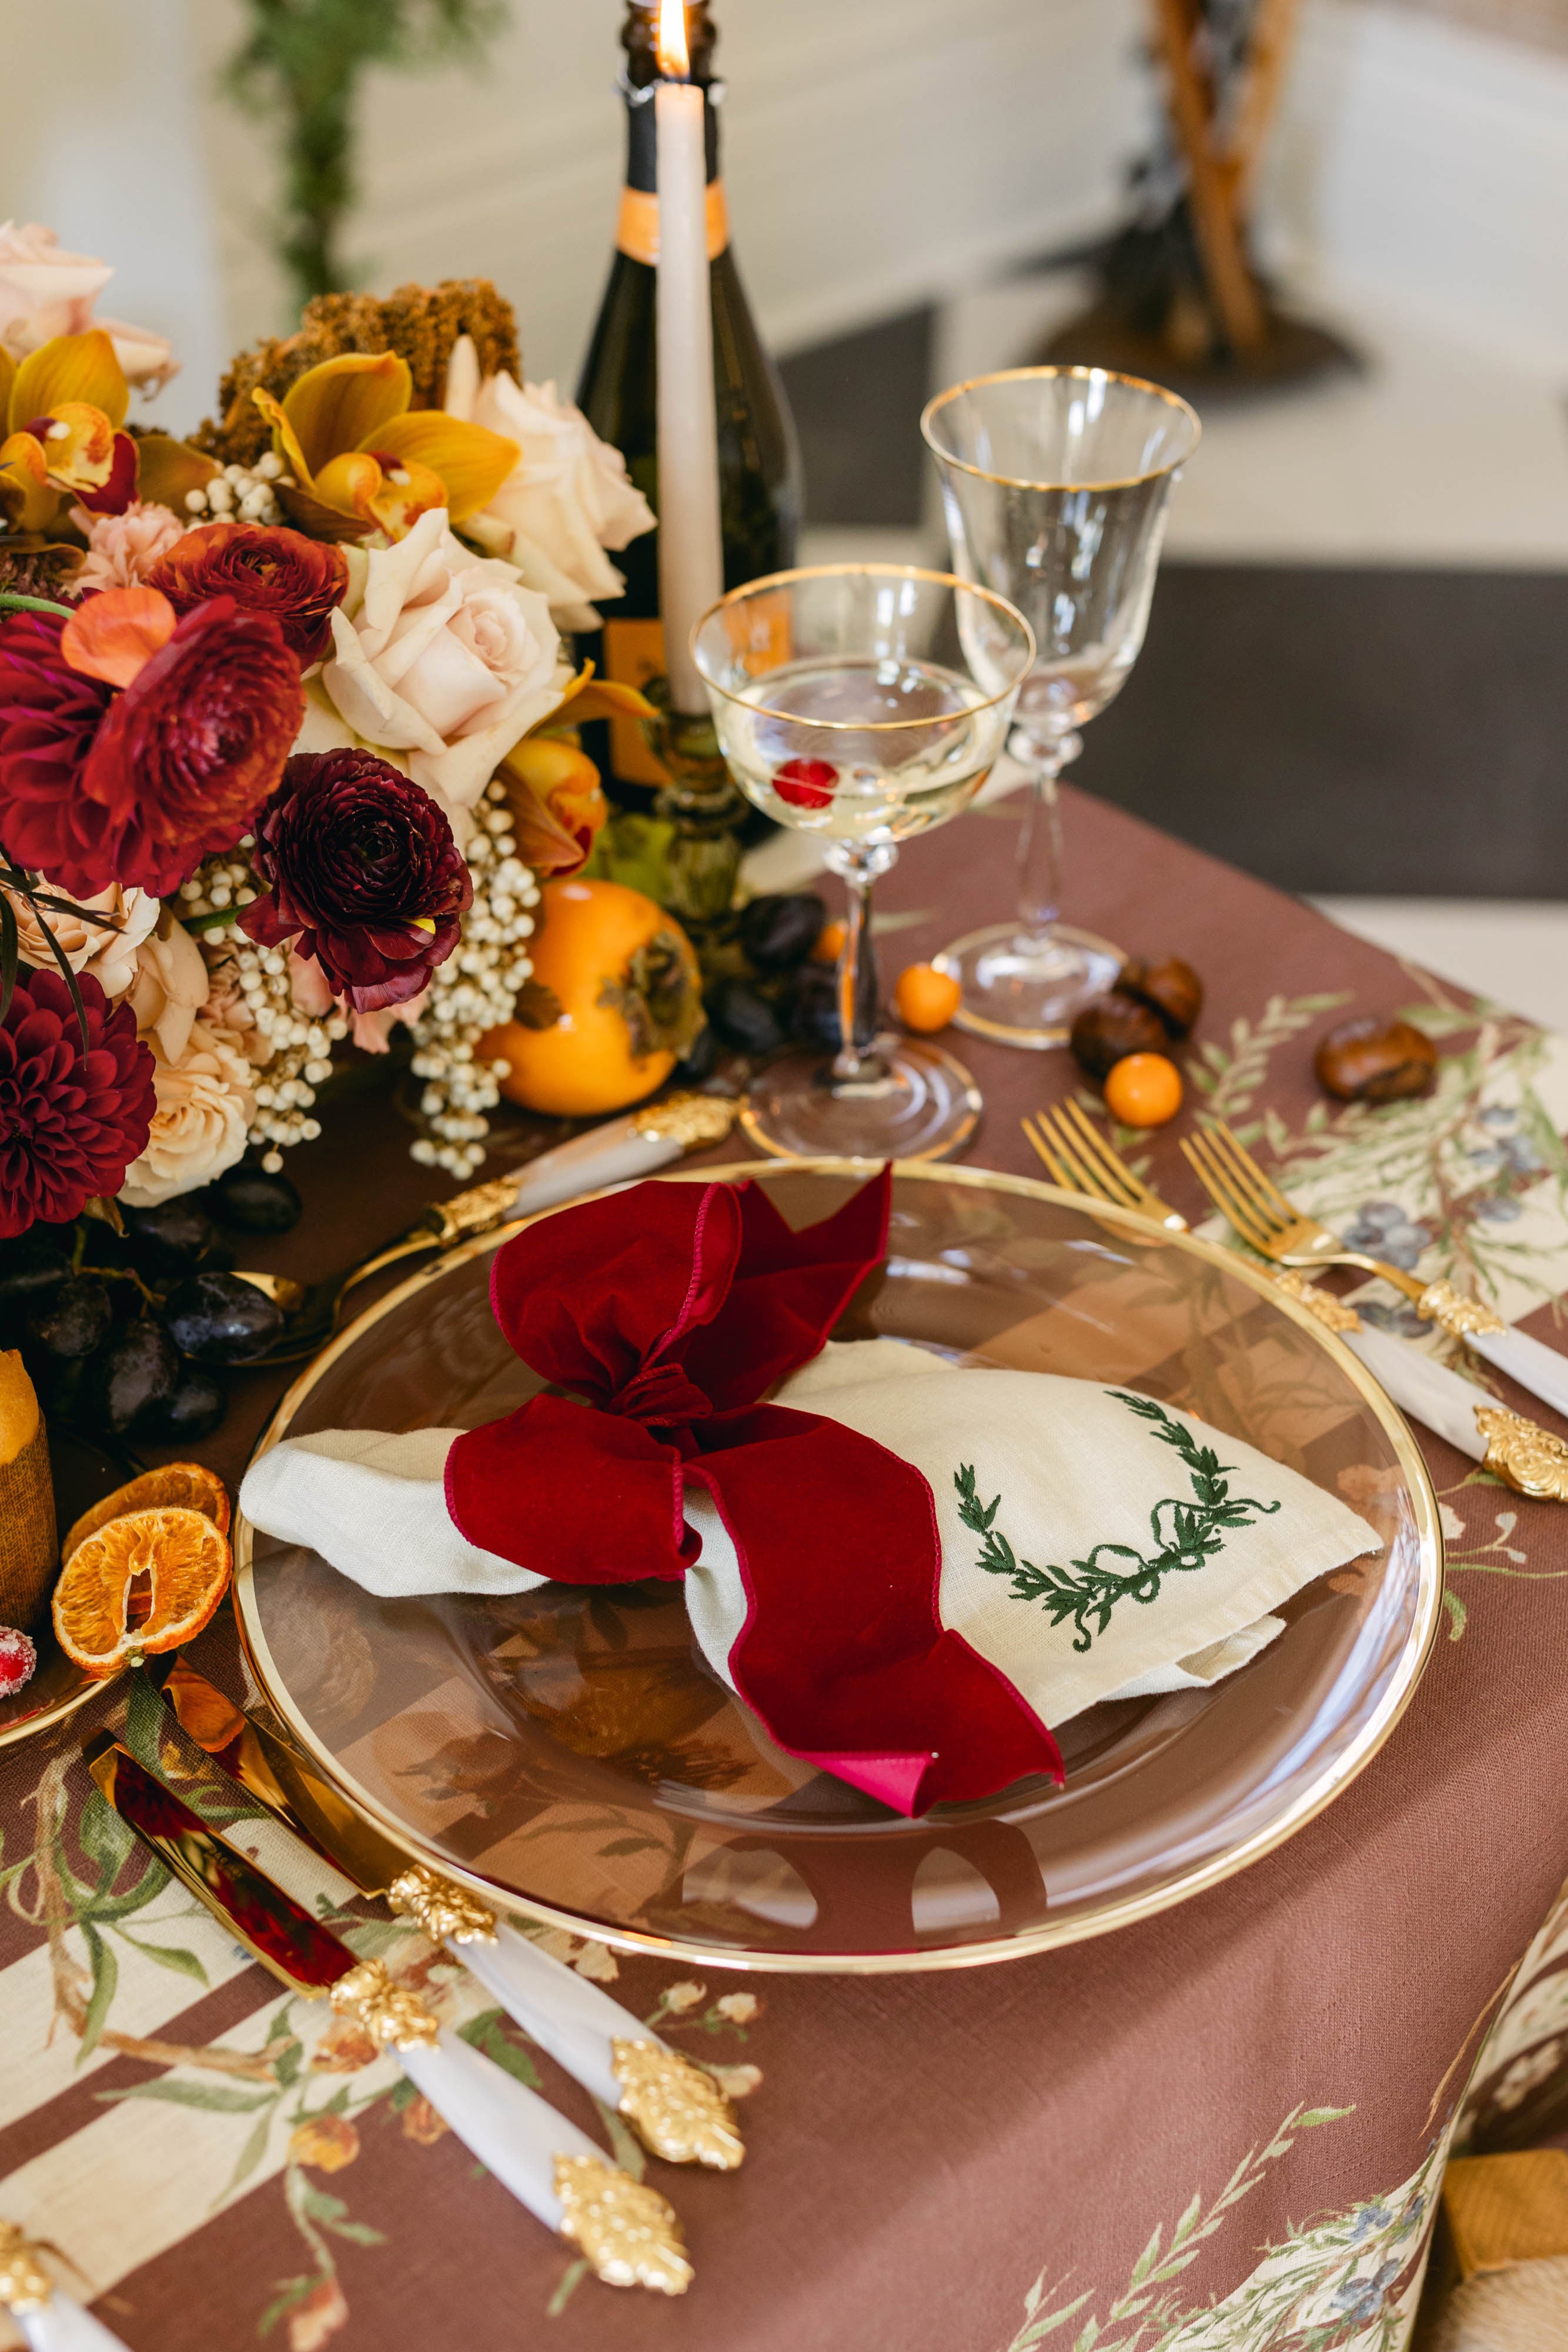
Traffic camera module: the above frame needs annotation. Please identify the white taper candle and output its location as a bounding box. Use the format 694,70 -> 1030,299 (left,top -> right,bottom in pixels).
654,1 -> 724,711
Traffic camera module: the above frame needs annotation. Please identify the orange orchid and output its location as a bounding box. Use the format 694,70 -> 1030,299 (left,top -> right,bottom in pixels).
0,329 -> 135,532
498,669 -> 653,876
253,352 -> 519,543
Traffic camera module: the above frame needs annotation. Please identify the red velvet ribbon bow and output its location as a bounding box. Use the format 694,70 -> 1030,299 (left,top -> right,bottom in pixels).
445,1167 -> 1061,1814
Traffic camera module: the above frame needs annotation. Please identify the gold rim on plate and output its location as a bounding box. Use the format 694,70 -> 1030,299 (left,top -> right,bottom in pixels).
233,1158 -> 1444,1974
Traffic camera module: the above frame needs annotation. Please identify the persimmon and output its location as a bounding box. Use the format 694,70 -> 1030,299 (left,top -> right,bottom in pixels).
1104,1053 -> 1183,1128
53,1507 -> 232,1678
481,878 -> 703,1118
894,963 -> 962,1034
63,1462 -> 230,1566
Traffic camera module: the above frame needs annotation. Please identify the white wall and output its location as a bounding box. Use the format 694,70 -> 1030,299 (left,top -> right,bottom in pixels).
0,0 -> 228,435
191,0 -> 1147,386
1,0 -> 1565,428
1262,0 -> 1568,373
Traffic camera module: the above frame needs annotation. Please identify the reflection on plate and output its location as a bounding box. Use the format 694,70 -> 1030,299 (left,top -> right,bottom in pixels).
0,1428 -> 136,1749
236,1161 -> 1443,1972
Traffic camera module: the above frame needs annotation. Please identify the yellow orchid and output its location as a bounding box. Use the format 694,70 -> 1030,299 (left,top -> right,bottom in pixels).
253,352 -> 519,543
0,329 -> 134,532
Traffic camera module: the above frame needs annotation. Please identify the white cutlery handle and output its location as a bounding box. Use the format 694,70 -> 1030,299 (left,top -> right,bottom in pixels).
1467,1325 -> 1568,1424
394,2030 -> 694,2292
459,1923 -> 640,2107
507,1121 -> 680,1217
1343,1325 -> 1490,1460
18,2297 -> 131,2351
394,2026 -> 599,2234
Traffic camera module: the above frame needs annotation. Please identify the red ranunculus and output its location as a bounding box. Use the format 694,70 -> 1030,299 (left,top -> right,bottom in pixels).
239,750 -> 472,1013
0,968 -> 155,1237
146,523 -> 350,667
0,599 -> 305,898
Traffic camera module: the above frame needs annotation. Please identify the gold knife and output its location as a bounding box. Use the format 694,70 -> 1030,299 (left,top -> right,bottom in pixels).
82,1733 -> 691,2293
155,1662 -> 744,2171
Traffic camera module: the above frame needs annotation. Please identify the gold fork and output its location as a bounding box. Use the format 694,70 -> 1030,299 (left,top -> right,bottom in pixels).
1021,1103 -> 1359,1332
1179,1121 -> 1503,1342
1021,1101 -> 1188,1230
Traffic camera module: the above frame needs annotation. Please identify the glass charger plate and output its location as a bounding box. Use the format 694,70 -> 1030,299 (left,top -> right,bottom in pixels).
234,1161 -> 1442,1973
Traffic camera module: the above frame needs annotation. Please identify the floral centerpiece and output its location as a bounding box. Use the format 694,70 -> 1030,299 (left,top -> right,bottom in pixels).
0,230 -> 657,1245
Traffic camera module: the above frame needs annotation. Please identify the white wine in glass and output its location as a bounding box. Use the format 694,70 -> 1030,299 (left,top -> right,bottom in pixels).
694,566 -> 1034,1161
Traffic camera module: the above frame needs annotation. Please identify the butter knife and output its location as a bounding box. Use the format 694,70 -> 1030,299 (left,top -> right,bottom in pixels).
81,1736 -> 692,2295
154,1662 -> 744,2171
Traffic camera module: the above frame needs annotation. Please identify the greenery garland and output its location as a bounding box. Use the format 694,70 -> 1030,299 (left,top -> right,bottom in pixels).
222,0 -> 509,313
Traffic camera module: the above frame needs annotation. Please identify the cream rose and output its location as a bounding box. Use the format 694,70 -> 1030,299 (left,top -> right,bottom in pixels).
316,505 -> 569,836
0,221 -> 176,392
118,1022 -> 256,1208
127,920 -> 211,1064
444,338 -> 654,630
2,873 -> 159,1001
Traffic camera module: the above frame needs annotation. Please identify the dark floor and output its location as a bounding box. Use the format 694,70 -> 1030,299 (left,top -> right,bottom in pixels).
778,312 -> 1568,900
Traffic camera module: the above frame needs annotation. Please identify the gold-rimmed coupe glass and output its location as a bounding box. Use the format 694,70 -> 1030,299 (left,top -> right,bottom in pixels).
921,367 -> 1200,1048
693,564 -> 1034,1161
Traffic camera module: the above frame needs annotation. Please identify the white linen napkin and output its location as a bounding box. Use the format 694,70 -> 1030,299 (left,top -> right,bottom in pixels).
240,1339 -> 1378,1734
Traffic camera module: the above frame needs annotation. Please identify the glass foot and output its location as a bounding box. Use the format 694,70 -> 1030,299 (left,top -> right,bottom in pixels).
934,922 -> 1124,1050
739,1040 -> 981,1162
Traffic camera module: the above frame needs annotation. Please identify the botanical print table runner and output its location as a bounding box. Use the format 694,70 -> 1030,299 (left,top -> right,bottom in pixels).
3,786 -> 1566,2352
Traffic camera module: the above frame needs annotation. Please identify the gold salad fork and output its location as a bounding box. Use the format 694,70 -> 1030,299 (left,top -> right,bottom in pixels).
1021,1104 -> 1356,1331
1179,1122 -> 1500,1339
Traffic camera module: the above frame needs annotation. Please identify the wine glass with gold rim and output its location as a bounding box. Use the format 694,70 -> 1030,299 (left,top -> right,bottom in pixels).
921,366 -> 1200,1049
693,563 -> 1034,1161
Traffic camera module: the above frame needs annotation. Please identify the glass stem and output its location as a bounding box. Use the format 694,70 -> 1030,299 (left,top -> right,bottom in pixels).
1013,728 -> 1082,943
827,843 -> 894,1083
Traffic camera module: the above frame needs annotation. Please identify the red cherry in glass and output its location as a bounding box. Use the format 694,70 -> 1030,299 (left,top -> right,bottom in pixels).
772,757 -> 837,810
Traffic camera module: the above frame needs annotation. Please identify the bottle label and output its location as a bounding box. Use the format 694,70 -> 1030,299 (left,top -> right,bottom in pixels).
603,617 -> 676,784
617,182 -> 730,268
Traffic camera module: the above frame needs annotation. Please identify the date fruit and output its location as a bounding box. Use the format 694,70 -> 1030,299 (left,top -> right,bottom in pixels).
740,893 -> 827,973
708,979 -> 786,1058
163,1272 -> 285,1364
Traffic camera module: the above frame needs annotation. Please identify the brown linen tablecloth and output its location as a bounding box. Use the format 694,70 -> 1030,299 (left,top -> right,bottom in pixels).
5,783 -> 1568,2352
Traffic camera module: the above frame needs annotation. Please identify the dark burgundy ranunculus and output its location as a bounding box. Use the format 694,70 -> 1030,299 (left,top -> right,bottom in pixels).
238,750 -> 473,1012
0,968 -> 155,1238
0,597 -> 304,898
146,523 -> 350,667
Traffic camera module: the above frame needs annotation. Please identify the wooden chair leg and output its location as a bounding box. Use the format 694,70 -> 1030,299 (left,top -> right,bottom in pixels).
1149,0 -> 1269,352
1228,0 -> 1303,220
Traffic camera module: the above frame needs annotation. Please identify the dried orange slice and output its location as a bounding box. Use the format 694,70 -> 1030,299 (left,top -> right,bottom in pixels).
52,1508 -> 232,1678
62,1463 -> 230,1566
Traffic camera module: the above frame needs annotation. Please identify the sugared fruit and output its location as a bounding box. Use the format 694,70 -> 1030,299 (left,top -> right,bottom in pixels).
483,878 -> 703,1117
52,1506 -> 232,1678
1104,1053 -> 1183,1128
894,963 -> 962,1034
0,1626 -> 36,1698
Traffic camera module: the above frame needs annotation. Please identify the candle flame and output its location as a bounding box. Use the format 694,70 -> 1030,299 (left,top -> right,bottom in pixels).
656,0 -> 690,78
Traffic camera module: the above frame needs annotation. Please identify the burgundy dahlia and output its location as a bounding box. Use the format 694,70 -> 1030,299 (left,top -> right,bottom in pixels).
239,750 -> 472,1012
0,968 -> 155,1238
0,599 -> 303,898
146,523 -> 350,666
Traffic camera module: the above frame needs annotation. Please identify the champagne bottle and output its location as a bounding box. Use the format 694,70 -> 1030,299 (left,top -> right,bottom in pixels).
577,0 -> 801,805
